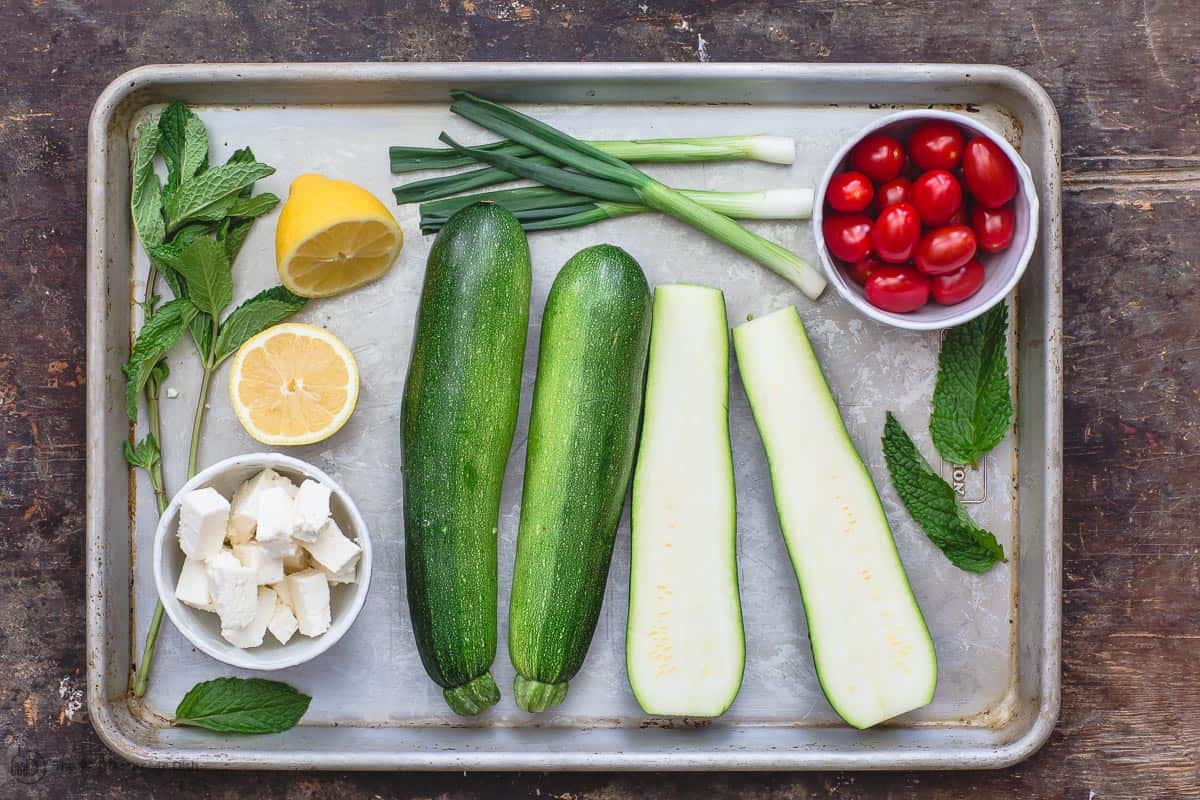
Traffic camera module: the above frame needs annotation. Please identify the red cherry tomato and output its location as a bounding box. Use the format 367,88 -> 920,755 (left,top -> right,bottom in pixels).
908,121 -> 965,170
871,202 -> 921,263
865,265 -> 931,313
911,169 -> 963,226
971,203 -> 1016,252
931,259 -> 985,305
846,257 -> 885,286
946,201 -> 970,226
849,133 -> 906,183
875,177 -> 913,210
914,225 -> 977,275
962,137 -> 1018,208
826,171 -> 875,213
822,214 -> 873,263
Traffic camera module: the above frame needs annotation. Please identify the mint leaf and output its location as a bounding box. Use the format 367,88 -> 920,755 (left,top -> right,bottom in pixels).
228,193 -> 280,219
190,311 -> 215,361
124,433 -> 161,471
173,237 -> 233,317
131,120 -> 165,248
930,303 -> 1013,467
164,160 -> 275,231
158,102 -> 189,189
124,298 -> 197,419
882,412 -> 1005,573
180,112 -> 209,181
174,677 -> 311,734
220,218 -> 254,263
214,287 -> 307,365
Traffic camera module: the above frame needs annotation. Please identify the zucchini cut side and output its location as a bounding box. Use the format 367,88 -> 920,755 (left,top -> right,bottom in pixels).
627,284 -> 744,717
733,306 -> 937,729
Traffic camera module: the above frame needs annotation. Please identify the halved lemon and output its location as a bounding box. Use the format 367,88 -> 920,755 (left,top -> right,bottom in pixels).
275,173 -> 403,298
229,323 -> 360,446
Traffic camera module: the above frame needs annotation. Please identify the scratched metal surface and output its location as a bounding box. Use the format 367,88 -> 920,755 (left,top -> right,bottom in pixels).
86,63 -> 1061,770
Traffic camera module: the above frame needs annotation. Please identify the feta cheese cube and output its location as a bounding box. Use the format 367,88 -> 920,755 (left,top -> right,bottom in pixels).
282,545 -> 309,574
222,587 -> 276,648
290,479 -> 331,543
286,569 -> 331,637
232,542 -> 284,585
319,561 -> 357,585
270,580 -> 293,611
177,487 -> 230,560
228,469 -> 295,544
175,556 -> 214,611
253,486 -> 296,556
302,519 -> 362,576
267,599 -> 299,645
205,549 -> 258,630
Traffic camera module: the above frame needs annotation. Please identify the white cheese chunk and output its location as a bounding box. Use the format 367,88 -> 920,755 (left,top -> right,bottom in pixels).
282,545 -> 309,574
222,587 -> 276,648
302,519 -> 362,576
319,561 -> 358,585
232,542 -> 284,585
267,598 -> 299,645
228,469 -> 295,544
175,556 -> 214,611
178,487 -> 230,560
205,549 -> 258,630
253,486 -> 296,557
270,580 -> 293,612
290,479 -> 332,543
286,569 -> 331,637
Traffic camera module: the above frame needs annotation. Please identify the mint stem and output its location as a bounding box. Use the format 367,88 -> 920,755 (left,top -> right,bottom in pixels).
134,273 -> 212,698
188,365 -> 213,479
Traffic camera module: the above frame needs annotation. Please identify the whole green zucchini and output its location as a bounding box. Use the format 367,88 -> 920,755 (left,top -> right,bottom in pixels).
508,244 -> 652,712
401,203 -> 531,715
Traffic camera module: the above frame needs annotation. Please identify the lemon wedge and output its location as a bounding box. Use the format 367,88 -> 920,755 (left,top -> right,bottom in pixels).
229,323 -> 360,445
275,174 -> 403,298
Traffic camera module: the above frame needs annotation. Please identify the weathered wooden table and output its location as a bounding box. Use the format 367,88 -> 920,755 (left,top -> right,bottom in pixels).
2,1 -> 1196,797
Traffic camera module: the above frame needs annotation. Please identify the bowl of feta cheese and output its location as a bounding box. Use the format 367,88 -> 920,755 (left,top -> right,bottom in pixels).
153,452 -> 372,670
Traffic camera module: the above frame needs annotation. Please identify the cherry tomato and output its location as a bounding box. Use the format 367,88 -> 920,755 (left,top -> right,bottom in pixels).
914,225 -> 977,275
849,133 -> 906,183
946,201 -> 970,226
971,203 -> 1016,252
871,202 -> 921,263
962,137 -> 1018,208
931,259 -> 985,305
911,169 -> 963,226
826,170 -> 875,213
908,121 -> 965,170
875,177 -> 913,210
822,214 -> 874,263
846,257 -> 885,286
865,265 -> 931,313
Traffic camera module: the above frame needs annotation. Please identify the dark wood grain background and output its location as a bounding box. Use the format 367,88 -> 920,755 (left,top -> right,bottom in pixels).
2,1 -> 1197,797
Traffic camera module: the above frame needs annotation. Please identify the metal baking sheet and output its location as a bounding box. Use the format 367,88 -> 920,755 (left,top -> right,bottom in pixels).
86,63 -> 1061,770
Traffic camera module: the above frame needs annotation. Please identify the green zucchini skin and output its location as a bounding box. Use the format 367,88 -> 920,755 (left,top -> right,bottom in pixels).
508,244 -> 652,713
401,203 -> 531,716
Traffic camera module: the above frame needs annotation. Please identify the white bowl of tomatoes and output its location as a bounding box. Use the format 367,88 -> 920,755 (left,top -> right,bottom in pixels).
813,109 -> 1038,330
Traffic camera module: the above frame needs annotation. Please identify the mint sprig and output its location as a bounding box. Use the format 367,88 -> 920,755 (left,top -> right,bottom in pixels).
930,303 -> 1013,467
175,678 -> 311,735
883,412 -> 1005,573
124,102 -> 307,697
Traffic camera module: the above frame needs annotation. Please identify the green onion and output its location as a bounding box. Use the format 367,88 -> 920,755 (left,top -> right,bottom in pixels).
393,156 -> 556,204
390,134 -> 794,174
442,91 -> 826,299
418,186 -> 812,234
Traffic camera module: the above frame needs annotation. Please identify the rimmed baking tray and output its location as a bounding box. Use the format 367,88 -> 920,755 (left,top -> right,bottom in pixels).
86,62 -> 1061,770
